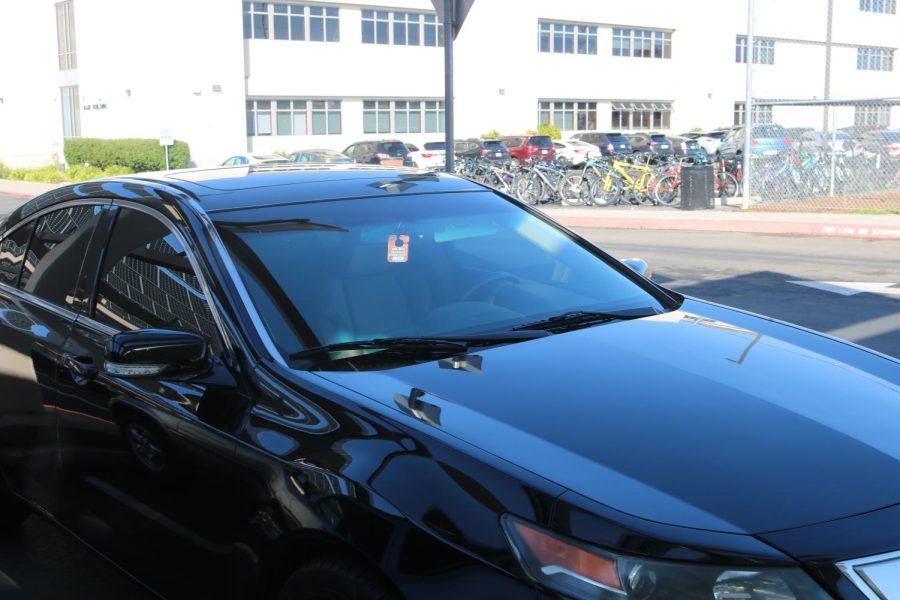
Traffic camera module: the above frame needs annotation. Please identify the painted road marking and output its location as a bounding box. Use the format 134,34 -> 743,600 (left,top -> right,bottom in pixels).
788,281 -> 900,297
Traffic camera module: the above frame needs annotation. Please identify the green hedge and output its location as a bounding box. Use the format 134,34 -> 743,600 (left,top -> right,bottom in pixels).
64,138 -> 190,171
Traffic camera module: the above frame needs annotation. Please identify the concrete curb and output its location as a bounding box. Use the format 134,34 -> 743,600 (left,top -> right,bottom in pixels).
548,214 -> 900,240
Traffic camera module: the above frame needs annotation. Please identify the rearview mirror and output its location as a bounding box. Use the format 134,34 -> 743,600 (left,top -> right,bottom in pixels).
621,258 -> 652,279
104,329 -> 209,379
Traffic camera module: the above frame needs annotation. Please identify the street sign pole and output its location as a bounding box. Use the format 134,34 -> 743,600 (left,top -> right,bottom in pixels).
443,0 -> 454,173
160,131 -> 174,170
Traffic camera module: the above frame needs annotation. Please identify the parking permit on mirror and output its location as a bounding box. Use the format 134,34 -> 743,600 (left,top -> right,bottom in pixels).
387,235 -> 410,263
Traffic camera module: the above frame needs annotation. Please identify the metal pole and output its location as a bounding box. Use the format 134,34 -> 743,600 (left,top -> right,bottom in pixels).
823,0 -> 834,132
443,0 -> 454,173
741,0 -> 754,210
829,105 -> 837,196
164,144 -> 170,170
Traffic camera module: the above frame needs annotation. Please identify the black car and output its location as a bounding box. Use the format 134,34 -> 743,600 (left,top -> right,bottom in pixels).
342,140 -> 413,166
625,133 -> 675,157
454,138 -> 510,162
569,131 -> 633,155
2,165 -> 900,600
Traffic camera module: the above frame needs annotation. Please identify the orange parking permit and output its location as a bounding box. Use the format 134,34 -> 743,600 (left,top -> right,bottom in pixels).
387,235 -> 410,263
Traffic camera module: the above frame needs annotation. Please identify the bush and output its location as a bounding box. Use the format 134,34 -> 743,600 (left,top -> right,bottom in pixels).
64,138 -> 191,171
7,166 -> 67,183
480,129 -> 501,139
0,161 -> 9,179
66,165 -> 109,182
529,122 -> 562,140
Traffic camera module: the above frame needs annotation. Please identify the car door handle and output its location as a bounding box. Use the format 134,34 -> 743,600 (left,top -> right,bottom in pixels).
63,354 -> 98,382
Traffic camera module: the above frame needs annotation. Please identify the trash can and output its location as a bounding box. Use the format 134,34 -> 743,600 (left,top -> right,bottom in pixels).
680,164 -> 714,210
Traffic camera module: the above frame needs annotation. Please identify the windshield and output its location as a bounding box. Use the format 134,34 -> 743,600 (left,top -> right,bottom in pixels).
528,136 -> 553,148
379,142 -> 409,155
216,191 -> 671,368
423,142 -> 445,151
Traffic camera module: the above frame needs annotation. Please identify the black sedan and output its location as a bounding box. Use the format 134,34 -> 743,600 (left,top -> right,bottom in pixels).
1,165 -> 899,600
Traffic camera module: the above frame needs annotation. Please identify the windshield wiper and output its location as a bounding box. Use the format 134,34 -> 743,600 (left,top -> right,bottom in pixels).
510,308 -> 660,333
288,331 -> 548,362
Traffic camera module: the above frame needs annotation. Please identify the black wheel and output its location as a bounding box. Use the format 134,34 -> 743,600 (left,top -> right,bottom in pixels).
0,479 -> 31,531
277,555 -> 398,600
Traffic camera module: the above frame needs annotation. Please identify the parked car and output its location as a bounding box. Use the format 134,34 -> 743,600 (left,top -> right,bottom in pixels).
454,138 -> 511,163
500,135 -> 555,164
626,133 -> 675,157
680,130 -> 729,156
342,140 -> 414,166
859,130 -> 900,160
2,165 -> 899,600
569,131 -> 633,156
669,135 -> 709,162
288,149 -> 354,163
716,123 -> 792,159
553,140 -> 601,167
405,142 -> 446,170
220,153 -> 290,166
792,131 -> 863,156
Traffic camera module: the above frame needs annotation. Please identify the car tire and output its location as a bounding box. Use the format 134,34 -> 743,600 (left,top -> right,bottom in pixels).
0,479 -> 31,532
276,555 -> 398,600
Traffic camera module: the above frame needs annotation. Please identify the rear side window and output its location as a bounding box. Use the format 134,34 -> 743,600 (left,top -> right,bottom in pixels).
94,208 -> 217,339
379,142 -> 408,154
607,135 -> 629,144
0,222 -> 34,288
20,205 -> 105,307
423,142 -> 445,151
528,136 -> 552,148
883,132 -> 900,143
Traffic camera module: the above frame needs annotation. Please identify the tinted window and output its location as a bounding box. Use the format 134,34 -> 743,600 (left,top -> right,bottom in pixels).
94,208 -> 216,339
502,137 -> 524,148
606,135 -> 630,144
423,142 -> 445,151
0,221 -> 34,287
528,136 -> 553,148
20,205 -> 105,307
484,141 -> 507,151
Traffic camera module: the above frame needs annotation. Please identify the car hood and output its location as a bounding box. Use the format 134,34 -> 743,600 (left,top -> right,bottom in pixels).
315,299 -> 900,535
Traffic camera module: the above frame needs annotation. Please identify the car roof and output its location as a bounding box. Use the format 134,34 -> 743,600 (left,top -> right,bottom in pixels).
0,166 -> 486,232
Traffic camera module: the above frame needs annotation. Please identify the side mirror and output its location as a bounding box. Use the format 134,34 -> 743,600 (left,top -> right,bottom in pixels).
104,329 -> 209,379
621,258 -> 652,279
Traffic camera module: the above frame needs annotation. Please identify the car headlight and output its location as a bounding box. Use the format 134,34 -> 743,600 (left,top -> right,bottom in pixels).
502,516 -> 831,600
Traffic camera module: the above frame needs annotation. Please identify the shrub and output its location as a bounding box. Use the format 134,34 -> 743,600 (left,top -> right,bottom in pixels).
66,164 -> 109,182
0,161 -> 9,179
64,138 -> 191,171
534,122 -> 562,140
8,166 -> 67,183
480,129 -> 502,139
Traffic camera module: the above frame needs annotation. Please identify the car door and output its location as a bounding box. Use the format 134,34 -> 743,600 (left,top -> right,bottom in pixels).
0,202 -> 111,513
55,203 -> 257,598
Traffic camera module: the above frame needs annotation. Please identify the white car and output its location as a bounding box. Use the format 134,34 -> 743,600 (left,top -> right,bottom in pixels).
221,153 -> 291,166
680,131 -> 730,156
406,142 -> 446,170
554,140 -> 601,166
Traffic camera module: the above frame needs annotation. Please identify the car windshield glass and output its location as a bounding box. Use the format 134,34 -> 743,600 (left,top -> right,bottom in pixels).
528,136 -> 553,148
315,150 -> 346,159
215,191 -> 672,370
423,142 -> 445,151
483,141 -> 506,151
607,135 -> 629,144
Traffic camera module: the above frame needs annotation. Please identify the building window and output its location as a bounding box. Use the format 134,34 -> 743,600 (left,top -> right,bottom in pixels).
273,4 -> 304,40
860,0 -> 897,13
857,47 -> 894,71
61,85 -> 81,138
362,10 -> 442,46
243,3 -> 339,41
247,99 -> 341,135
362,100 -> 444,134
538,21 -> 597,55
363,101 -> 392,133
612,28 -> 671,59
733,102 -> 773,125
855,105 -> 892,126
611,102 -> 672,130
735,36 -> 775,64
55,1 -> 77,70
538,101 -> 597,131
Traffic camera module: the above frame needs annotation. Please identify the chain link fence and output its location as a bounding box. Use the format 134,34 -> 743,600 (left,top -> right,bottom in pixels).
742,98 -> 900,211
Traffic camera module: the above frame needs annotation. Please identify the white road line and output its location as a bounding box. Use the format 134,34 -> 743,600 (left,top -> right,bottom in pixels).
787,281 -> 900,298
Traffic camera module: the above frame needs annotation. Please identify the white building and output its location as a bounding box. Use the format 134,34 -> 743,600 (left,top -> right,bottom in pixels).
1,0 -> 898,168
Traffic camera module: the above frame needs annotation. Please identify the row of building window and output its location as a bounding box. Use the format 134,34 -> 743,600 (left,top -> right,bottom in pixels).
245,99 -> 446,136
735,36 -> 775,65
859,0 -> 896,13
55,0 -> 77,70
857,47 -> 894,71
243,2 -> 340,41
538,22 -> 671,58
361,10 -> 443,46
